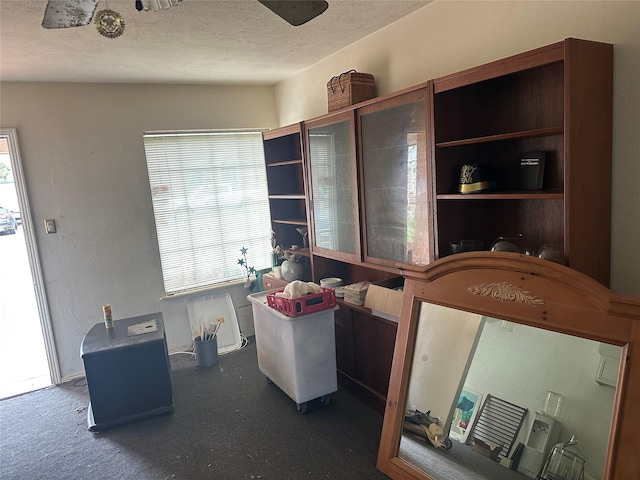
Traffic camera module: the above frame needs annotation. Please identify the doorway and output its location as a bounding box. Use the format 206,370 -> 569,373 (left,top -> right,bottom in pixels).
0,129 -> 57,399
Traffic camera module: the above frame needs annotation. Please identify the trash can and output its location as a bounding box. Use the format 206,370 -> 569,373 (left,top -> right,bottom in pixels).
247,290 -> 338,413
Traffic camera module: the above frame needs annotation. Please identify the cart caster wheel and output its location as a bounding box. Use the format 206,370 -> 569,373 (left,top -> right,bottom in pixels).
444,438 -> 453,450
320,394 -> 331,406
297,402 -> 308,414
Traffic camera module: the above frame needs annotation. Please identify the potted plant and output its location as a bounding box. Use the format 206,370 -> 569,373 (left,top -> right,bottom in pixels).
238,247 -> 257,290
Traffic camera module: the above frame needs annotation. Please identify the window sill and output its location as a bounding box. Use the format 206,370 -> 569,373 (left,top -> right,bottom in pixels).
160,279 -> 247,300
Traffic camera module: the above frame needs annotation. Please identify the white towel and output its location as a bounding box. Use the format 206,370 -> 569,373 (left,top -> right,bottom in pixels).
275,280 -> 322,299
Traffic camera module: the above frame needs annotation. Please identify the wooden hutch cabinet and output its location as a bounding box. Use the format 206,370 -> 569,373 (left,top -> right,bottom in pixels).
262,38 -> 613,412
431,38 -> 613,286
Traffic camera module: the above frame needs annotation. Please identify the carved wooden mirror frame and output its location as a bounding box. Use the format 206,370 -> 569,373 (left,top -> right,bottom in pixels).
377,252 -> 640,480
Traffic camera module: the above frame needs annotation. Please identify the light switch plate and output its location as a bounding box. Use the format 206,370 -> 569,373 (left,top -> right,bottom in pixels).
44,219 -> 56,234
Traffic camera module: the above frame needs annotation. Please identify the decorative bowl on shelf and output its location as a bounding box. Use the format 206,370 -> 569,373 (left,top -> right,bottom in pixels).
490,234 -> 523,253
538,244 -> 564,264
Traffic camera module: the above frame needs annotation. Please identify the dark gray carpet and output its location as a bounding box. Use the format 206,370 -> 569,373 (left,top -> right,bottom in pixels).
0,338 -> 389,480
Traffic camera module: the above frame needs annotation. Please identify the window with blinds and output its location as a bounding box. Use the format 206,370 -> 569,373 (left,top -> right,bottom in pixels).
308,132 -> 337,250
143,130 -> 271,293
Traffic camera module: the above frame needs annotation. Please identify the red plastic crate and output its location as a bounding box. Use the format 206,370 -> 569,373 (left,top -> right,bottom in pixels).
266,287 -> 337,317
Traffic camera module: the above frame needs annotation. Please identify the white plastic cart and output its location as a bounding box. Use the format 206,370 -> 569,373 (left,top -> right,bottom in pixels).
247,290 -> 338,413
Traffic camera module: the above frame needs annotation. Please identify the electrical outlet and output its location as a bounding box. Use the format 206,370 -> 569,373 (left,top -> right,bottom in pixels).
44,219 -> 56,234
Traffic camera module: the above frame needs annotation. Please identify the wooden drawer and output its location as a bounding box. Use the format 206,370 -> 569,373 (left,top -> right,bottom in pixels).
262,273 -> 288,291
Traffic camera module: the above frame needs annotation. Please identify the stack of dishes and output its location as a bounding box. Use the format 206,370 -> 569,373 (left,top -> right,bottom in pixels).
320,277 -> 344,297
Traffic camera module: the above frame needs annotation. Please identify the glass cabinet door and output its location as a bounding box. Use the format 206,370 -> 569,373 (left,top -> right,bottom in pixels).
358,87 -> 432,268
305,111 -> 361,263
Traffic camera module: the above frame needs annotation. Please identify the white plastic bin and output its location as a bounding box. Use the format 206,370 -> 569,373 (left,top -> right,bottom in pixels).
247,290 -> 338,413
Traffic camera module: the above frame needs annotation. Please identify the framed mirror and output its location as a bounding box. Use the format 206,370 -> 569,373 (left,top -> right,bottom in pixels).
377,252 -> 640,480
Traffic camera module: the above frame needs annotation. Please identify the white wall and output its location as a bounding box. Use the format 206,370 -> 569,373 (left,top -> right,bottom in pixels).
0,82 -> 277,379
275,0 -> 640,297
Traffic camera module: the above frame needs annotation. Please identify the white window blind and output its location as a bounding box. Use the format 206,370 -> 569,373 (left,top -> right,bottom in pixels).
144,130 -> 271,293
308,133 -> 337,249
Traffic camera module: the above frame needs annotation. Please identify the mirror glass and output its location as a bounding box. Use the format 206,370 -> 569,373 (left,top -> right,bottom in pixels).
398,301 -> 621,480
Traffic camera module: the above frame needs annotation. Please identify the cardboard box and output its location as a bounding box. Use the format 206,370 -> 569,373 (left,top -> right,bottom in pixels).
364,278 -> 404,322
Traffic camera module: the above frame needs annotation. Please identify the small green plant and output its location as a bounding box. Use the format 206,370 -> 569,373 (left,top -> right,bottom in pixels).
238,247 -> 256,289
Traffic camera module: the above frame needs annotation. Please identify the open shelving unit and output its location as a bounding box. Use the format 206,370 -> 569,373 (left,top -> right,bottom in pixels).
431,38 -> 612,286
263,123 -> 312,281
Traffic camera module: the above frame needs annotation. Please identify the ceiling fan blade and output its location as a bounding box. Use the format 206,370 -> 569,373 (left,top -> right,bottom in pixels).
258,1 -> 328,26
41,0 -> 99,29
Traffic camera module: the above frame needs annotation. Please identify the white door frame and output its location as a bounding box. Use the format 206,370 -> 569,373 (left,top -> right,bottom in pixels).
1,128 -> 61,385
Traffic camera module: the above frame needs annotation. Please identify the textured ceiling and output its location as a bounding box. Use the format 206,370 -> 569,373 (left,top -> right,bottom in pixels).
0,0 -> 430,85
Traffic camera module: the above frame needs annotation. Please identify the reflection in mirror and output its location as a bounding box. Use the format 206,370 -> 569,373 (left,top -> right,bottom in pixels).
399,302 -> 620,480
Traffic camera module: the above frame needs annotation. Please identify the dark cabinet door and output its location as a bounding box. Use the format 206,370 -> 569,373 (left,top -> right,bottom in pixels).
351,311 -> 397,398
334,302 -> 397,414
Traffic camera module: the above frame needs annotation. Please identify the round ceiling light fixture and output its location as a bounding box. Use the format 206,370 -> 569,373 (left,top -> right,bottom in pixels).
94,9 -> 125,39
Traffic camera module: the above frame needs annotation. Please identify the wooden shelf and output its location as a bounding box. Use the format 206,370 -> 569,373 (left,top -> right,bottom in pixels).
272,218 -> 308,225
268,194 -> 306,200
267,159 -> 303,167
284,247 -> 311,258
437,190 -> 564,200
436,127 -> 564,148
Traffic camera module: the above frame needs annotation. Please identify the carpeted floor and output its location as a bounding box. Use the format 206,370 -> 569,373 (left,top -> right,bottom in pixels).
0,338 -> 390,480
